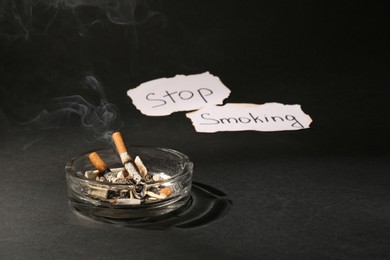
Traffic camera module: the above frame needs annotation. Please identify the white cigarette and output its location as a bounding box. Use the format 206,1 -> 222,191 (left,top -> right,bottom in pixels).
85,170 -> 99,179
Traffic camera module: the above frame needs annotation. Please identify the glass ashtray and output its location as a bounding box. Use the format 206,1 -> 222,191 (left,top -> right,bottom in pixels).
65,146 -> 193,220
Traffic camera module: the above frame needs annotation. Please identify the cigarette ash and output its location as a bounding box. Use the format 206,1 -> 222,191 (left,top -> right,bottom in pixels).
81,171 -> 177,206
82,132 -> 177,206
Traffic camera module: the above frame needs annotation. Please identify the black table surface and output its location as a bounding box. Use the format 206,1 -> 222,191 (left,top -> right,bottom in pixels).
1,1 -> 389,259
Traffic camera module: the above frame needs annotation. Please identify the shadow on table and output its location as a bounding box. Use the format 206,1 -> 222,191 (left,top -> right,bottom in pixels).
69,182 -> 232,229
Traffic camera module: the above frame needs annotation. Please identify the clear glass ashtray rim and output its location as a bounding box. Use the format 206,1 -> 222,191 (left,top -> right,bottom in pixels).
65,145 -> 194,186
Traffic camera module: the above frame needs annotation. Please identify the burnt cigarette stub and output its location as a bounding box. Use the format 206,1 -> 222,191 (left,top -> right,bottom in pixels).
134,156 -> 149,181
85,170 -> 99,179
124,162 -> 142,183
112,132 -> 143,183
88,152 -> 110,176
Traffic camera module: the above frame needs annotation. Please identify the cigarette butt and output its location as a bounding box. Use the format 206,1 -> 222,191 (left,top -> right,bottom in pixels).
159,187 -> 173,197
85,170 -> 99,179
134,156 -> 149,181
124,162 -> 142,182
88,152 -> 109,175
112,132 -> 128,155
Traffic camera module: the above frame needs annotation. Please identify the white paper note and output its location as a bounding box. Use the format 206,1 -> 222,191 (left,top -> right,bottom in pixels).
186,103 -> 313,133
127,72 -> 231,116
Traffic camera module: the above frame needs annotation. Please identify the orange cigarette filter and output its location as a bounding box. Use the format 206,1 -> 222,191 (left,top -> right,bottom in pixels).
88,152 -> 109,173
112,132 -> 128,154
159,187 -> 173,197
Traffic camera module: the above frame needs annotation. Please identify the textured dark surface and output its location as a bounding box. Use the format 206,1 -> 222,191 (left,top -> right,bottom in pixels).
0,1 -> 389,259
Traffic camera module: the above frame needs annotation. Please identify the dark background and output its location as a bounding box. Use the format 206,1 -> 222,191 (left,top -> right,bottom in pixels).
0,0 -> 389,259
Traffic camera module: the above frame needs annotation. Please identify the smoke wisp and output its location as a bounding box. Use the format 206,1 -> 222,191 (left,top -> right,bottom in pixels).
0,0 -> 162,40
0,0 -> 165,141
26,75 -> 123,142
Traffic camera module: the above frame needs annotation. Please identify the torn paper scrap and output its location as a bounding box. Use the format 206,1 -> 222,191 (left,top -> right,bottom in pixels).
127,72 -> 231,116
186,103 -> 313,133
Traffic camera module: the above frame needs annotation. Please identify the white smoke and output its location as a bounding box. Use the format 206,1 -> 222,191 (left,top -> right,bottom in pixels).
0,0 -> 161,40
26,75 -> 123,142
